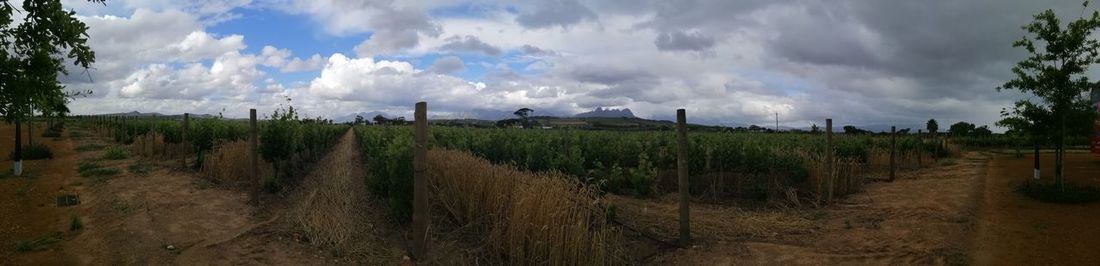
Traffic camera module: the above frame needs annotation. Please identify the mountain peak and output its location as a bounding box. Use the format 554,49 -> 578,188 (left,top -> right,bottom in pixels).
574,107 -> 636,118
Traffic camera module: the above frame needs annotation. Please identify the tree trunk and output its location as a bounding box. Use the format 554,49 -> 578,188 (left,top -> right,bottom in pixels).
14,121 -> 22,176
1034,142 -> 1040,180
27,117 -> 33,146
1057,115 -> 1065,191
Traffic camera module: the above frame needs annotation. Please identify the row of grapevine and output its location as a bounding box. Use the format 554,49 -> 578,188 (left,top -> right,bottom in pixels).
73,111 -> 346,189
354,124 -> 948,222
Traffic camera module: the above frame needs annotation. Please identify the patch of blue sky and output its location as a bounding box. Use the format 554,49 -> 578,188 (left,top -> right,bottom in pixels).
207,7 -> 365,58
428,2 -> 501,18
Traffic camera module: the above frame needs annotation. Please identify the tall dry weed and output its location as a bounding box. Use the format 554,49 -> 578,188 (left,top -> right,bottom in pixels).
428,149 -> 621,265
130,132 -> 191,159
199,140 -> 269,187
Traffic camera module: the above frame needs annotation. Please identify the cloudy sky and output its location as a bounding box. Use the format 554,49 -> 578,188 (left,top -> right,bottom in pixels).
50,0 -> 1095,129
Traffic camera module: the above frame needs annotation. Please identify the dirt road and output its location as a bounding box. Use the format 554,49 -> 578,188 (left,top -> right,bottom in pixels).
972,152 -> 1100,265
643,154 -> 985,265
0,124 -> 345,265
643,152 -> 1100,265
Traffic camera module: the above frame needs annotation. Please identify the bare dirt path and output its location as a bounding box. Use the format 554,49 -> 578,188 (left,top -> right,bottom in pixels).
972,152 -> 1100,265
644,153 -> 990,265
0,124 -> 365,265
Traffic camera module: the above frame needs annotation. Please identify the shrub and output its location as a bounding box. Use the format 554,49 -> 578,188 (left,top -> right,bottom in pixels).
1018,181 -> 1100,204
75,144 -> 106,152
260,106 -> 302,186
100,145 -> 129,160
15,240 -> 32,252
70,215 -> 83,231
78,162 -> 120,178
8,143 -> 53,160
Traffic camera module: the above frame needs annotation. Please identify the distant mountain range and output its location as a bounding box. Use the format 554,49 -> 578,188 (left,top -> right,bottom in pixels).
95,111 -> 219,119
101,110 -> 931,133
333,111 -> 391,123
573,107 -> 636,118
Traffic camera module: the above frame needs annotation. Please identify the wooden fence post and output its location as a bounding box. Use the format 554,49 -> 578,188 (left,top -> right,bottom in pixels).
826,119 -> 834,204
676,109 -> 691,247
890,126 -> 896,182
182,113 -> 189,168
917,129 -> 923,168
933,129 -> 939,162
412,102 -> 429,259
250,109 -> 259,205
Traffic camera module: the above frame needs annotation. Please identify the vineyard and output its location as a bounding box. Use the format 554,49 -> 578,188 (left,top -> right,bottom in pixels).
75,109 -> 346,191
3,105 -> 1095,265
356,124 -> 958,217
41,107 -> 975,264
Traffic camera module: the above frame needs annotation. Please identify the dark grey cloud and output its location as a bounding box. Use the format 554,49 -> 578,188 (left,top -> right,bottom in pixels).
654,30 -> 716,52
439,35 -> 502,55
568,65 -> 656,85
427,56 -> 465,74
516,0 -> 597,29
520,44 -> 559,56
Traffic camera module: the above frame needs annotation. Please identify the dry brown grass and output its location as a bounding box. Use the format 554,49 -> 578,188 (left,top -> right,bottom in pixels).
797,151 -> 866,203
290,131 -> 404,263
428,149 -> 621,265
130,132 -> 191,159
291,156 -> 359,248
199,140 -> 270,187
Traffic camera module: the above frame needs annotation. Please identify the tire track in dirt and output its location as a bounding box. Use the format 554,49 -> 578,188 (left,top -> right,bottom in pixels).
0,123 -> 366,265
651,152 -> 990,265
743,153 -> 988,265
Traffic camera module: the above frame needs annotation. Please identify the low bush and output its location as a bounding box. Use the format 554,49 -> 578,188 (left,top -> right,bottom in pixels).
15,240 -> 32,252
1018,181 -> 1100,204
75,144 -> 106,152
8,143 -> 53,160
100,145 -> 129,160
70,215 -> 83,231
78,162 -> 120,178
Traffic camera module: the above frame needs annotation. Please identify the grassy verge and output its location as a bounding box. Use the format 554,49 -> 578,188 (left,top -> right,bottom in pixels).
78,162 -> 120,181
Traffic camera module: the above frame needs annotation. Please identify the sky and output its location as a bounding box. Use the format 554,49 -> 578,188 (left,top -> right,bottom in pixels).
45,0 -> 1099,129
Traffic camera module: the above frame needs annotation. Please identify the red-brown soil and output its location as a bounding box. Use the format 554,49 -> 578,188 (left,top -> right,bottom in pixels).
626,151 -> 1100,265
0,124 -> 362,265
972,152 -> 1100,265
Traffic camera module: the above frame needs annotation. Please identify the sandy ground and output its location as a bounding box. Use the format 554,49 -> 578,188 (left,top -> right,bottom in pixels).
625,151 -> 1100,265
972,152 -> 1100,265
0,123 -> 350,265
626,153 -> 985,265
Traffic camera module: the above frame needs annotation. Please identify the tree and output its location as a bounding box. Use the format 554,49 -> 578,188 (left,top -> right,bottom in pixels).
973,125 -> 993,137
998,100 -> 1053,178
842,125 -> 871,135
926,119 -> 939,134
1,0 -> 103,176
513,108 -> 533,129
373,114 -> 388,125
949,121 -> 976,137
999,2 -> 1100,188
810,123 -> 820,133
354,115 -> 365,125
898,128 -> 912,134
